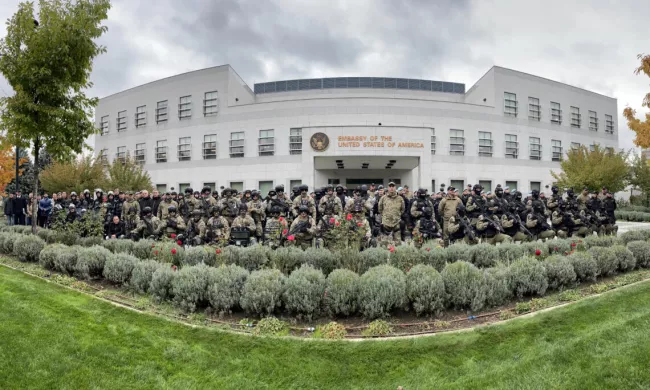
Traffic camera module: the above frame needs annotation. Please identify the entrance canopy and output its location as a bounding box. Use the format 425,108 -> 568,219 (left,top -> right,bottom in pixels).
313,156 -> 421,190
314,156 -> 419,170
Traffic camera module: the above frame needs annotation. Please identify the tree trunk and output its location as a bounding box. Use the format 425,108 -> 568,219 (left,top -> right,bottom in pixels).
31,138 -> 40,234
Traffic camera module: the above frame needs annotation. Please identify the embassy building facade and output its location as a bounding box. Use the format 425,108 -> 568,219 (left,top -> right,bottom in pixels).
94,65 -> 619,195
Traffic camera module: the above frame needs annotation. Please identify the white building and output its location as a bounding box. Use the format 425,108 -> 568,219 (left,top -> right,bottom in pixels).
94,65 -> 619,195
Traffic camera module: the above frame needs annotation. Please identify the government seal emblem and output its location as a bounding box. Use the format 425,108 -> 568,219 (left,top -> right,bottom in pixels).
310,132 -> 329,152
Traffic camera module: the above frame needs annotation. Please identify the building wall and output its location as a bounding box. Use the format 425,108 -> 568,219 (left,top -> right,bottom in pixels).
94,65 -> 619,195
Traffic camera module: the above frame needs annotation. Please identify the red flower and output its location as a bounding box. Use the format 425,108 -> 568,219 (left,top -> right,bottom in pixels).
279,217 -> 284,222
287,235 -> 295,241
171,265 -> 177,271
554,247 -> 559,251
535,249 -> 541,256
154,250 -> 159,255
346,214 -> 352,221
426,248 -> 431,252
329,217 -> 335,224
171,248 -> 177,255
335,221 -> 340,226
177,240 -> 183,246
282,229 -> 288,235
389,246 -> 395,253
357,222 -> 363,227
216,248 -> 222,254
171,233 -> 177,239
571,243 -> 576,247
151,244 -> 155,248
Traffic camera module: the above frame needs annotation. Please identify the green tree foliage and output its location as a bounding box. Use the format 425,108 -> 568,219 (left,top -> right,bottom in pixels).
0,0 -> 111,232
3,148 -> 52,195
629,154 -> 650,206
40,156 -> 106,194
550,145 -> 630,193
105,156 -> 153,192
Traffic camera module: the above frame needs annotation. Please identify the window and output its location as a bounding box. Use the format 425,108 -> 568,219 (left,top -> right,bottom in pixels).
450,180 -> 464,190
529,137 -> 541,160
605,115 -> 614,134
431,180 -> 436,193
100,115 -> 109,135
530,181 -> 541,192
505,181 -> 517,190
550,102 -> 562,124
290,180 -> 303,190
430,129 -> 436,155
117,110 -> 127,132
589,110 -> 598,131
259,181 -> 273,195
590,144 -> 596,152
203,182 -> 215,191
505,134 -> 518,159
449,129 -> 465,156
290,128 -> 302,155
504,92 -> 517,117
230,182 -> 243,193
326,179 -> 339,185
479,180 -> 492,192
203,91 -> 218,116
203,134 -> 217,160
259,129 -> 274,156
552,140 -> 562,161
606,147 -> 615,154
116,146 -> 127,163
230,132 -> 245,158
156,184 -> 167,193
528,97 -> 541,121
179,183 -> 190,193
156,140 -> 167,163
135,105 -> 146,128
178,137 -> 191,161
156,100 -> 168,123
571,106 -> 581,128
134,143 -> 146,165
478,131 -> 493,157
99,149 -> 108,165
571,142 -> 581,150
178,95 -> 192,120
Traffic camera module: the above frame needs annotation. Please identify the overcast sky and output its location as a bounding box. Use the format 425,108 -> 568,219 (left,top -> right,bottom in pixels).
0,0 -> 648,151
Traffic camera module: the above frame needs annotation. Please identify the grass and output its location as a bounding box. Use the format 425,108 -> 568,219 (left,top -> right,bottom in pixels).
2,265 -> 650,389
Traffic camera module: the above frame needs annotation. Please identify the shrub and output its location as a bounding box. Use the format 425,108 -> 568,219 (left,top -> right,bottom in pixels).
131,260 -> 163,294
356,247 -> 389,274
567,252 -> 598,282
619,230 -> 646,245
39,244 -> 66,270
54,246 -> 80,275
12,235 -> 45,262
112,240 -> 135,255
240,269 -> 286,316
53,231 -> 78,246
220,246 -> 241,266
206,264 -> 249,314
318,322 -> 347,339
236,245 -> 271,271
588,247 -> 618,276
324,269 -> 359,317
468,243 -> 500,268
441,261 -> 486,311
507,257 -> 548,298
303,247 -> 339,276
101,239 -> 116,253
132,239 -> 155,260
362,319 -> 393,337
252,317 -> 287,336
171,264 -> 213,312
184,246 -> 215,267
420,246 -> 447,271
445,243 -> 471,263
0,233 -> 20,254
406,264 -> 445,316
103,253 -> 138,285
150,266 -> 176,303
36,229 -> 53,243
543,255 -> 577,291
283,265 -> 326,321
496,244 -> 525,265
483,267 -> 512,307
611,245 -> 636,272
546,239 -> 572,256
75,246 -> 112,280
151,242 -> 185,266
77,236 -> 103,247
357,265 -> 407,319
583,235 -> 618,249
269,247 -> 304,274
521,242 -> 549,259
389,246 -> 425,272
626,241 -> 650,268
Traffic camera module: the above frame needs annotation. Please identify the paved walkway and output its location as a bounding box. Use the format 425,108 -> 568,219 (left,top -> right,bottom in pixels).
617,221 -> 650,235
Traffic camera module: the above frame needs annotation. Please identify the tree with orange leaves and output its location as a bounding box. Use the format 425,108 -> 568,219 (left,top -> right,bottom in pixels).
623,53 -> 650,148
0,145 -> 27,194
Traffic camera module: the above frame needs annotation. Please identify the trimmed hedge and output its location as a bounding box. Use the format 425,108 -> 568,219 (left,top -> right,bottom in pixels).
283,265 -> 326,321
75,246 -> 112,280
131,260 -> 163,294
508,257 -> 548,298
588,247 -> 618,277
171,263 -> 213,312
206,264 -> 249,314
103,253 -> 138,285
324,269 -> 359,317
241,269 -> 286,316
406,264 -> 445,316
627,241 -> 650,268
357,265 -> 407,319
442,261 -> 486,311
13,235 -> 45,262
544,255 -> 577,291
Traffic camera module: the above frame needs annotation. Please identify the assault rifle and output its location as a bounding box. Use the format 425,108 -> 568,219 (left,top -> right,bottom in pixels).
511,212 -> 534,238
289,220 -> 310,236
458,216 -> 477,242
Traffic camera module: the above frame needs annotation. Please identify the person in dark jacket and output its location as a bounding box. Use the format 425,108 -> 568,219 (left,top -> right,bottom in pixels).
105,215 -> 126,239
138,190 -> 154,218
12,191 -> 27,225
4,194 -> 14,225
37,193 -> 53,227
151,190 -> 162,216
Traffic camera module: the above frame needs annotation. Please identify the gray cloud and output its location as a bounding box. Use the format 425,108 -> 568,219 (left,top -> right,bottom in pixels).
0,0 -> 648,152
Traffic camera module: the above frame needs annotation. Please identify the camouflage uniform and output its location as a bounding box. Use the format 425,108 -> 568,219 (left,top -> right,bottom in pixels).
197,196 -> 219,221
185,213 -> 207,245
292,194 -> 317,220
438,194 -> 462,241
287,214 -> 316,250
122,212 -> 140,237
264,215 -> 289,249
551,210 -> 569,238
130,215 -> 162,240
121,198 -> 140,220
232,213 -> 258,244
447,216 -> 474,245
412,217 -> 443,248
344,196 -> 373,215
157,200 -> 179,220
501,214 -> 529,242
316,215 -> 339,250
247,198 -> 266,238
205,216 -> 230,247
571,210 -> 592,238
476,214 -> 512,245
378,191 -> 405,241
525,213 -> 557,240
219,196 -> 241,226
348,213 -> 371,250
318,194 -> 342,216
577,192 -> 590,211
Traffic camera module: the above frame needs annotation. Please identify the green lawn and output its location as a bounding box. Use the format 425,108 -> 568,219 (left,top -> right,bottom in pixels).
1,266 -> 650,390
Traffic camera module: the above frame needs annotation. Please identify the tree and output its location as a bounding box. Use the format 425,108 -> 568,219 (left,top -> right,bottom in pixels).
105,157 -> 153,192
550,145 -> 630,193
4,147 -> 53,195
629,154 -> 650,206
623,53 -> 650,147
0,0 -> 110,232
0,145 -> 28,194
40,156 -> 106,194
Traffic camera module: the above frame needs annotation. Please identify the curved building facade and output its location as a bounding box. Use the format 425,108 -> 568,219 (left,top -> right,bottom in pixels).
94,65 -> 619,195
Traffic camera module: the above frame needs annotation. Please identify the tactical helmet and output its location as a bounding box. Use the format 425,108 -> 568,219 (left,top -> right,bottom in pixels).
244,189 -> 252,195
531,189 -> 540,199
202,186 -> 211,194
275,184 -> 285,193
326,184 -> 334,192
223,187 -> 232,195
418,188 -> 427,198
68,203 -> 76,210
423,206 -> 433,217
353,198 -> 365,213
298,205 -> 309,214
513,191 -> 522,200
210,205 -> 220,216
108,191 -> 114,196
270,205 -> 283,215
268,190 -> 277,197
551,185 -> 559,194
456,203 -> 466,217
70,191 -> 77,197
128,206 -> 137,214
251,190 -> 260,199
360,185 -> 368,193
193,191 -> 200,196
191,209 -> 202,218
335,185 -> 343,193
184,187 -> 193,195
239,203 -> 248,213
472,184 -> 482,193
168,205 -> 177,214
143,206 -> 153,216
